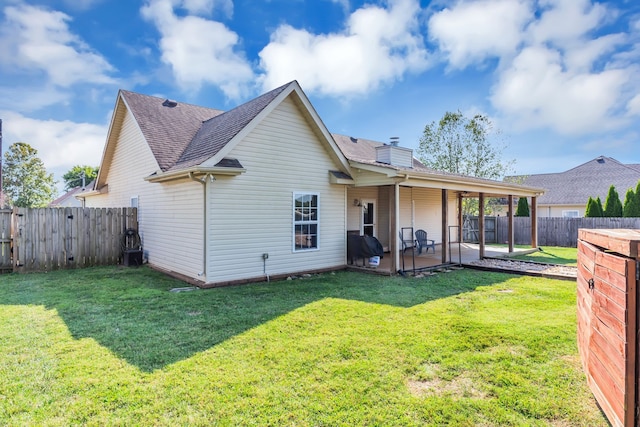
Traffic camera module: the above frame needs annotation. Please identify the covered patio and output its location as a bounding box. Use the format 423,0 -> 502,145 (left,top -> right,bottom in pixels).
333,134 -> 545,275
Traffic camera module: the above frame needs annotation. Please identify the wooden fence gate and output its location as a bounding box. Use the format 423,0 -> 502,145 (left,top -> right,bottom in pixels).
3,207 -> 138,273
0,209 -> 11,273
577,229 -> 639,427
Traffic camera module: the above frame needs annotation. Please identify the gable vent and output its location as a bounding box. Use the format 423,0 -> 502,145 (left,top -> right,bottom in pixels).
162,99 -> 178,108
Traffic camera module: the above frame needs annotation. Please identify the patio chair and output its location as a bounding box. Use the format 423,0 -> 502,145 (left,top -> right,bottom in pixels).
415,229 -> 435,255
399,230 -> 417,253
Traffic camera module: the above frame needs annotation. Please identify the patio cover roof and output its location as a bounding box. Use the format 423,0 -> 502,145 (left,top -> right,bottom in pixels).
332,134 -> 545,198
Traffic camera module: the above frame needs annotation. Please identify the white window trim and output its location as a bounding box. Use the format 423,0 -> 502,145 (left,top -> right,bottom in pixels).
293,192 -> 320,252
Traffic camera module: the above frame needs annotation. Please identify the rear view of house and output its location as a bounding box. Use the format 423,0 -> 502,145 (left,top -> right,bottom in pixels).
82,81 -> 353,286
83,81 -> 544,285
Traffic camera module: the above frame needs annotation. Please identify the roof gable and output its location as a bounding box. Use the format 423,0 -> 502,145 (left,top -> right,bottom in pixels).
197,81 -> 351,173
169,82 -> 290,171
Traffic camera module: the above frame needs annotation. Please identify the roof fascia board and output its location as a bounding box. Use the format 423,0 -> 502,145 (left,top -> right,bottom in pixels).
348,160 -> 544,196
329,174 -> 355,185
350,161 -> 399,177
288,85 -> 352,174
402,178 -> 543,197
94,92 -> 125,189
145,166 -> 246,183
402,174 -> 544,196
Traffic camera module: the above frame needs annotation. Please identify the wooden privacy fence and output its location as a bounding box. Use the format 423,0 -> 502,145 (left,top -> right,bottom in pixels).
5,207 -> 138,273
491,217 -> 640,247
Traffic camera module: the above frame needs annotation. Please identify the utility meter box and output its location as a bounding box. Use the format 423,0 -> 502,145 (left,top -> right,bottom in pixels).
577,228 -> 640,427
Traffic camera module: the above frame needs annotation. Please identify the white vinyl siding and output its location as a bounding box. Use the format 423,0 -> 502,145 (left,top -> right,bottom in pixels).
206,97 -> 346,284
85,109 -> 205,279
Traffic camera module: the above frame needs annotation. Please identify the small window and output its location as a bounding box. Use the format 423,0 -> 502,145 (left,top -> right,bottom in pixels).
293,193 -> 318,251
562,210 -> 579,218
130,196 -> 139,208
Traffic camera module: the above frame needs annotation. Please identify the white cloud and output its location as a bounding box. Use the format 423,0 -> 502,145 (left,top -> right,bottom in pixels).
329,0 -> 350,14
0,3 -> 116,87
0,85 -> 70,113
428,0 -> 639,136
163,0 -> 233,16
628,94 -> 640,117
527,0 -> 609,47
62,0 -> 105,11
491,45 -> 631,134
1,111 -> 106,170
141,0 -> 252,99
428,0 -> 532,69
258,0 -> 429,96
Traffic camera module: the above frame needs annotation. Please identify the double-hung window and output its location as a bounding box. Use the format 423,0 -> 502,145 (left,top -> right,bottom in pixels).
293,193 -> 318,251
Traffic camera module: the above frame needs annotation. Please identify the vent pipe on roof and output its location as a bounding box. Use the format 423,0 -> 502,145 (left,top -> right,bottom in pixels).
390,136 -> 399,147
162,99 -> 178,108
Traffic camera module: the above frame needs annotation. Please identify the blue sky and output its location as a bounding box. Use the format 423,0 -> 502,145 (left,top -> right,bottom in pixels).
1,0 -> 639,194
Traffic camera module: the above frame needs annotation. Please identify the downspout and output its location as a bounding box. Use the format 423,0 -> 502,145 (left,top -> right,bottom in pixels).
189,172 -> 213,282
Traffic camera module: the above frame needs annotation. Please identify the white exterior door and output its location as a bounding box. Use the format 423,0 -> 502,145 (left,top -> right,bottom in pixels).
361,200 -> 376,237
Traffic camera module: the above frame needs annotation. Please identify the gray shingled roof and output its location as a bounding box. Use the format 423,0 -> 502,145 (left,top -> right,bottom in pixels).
516,156 -> 640,205
120,90 -> 223,171
170,82 -> 292,171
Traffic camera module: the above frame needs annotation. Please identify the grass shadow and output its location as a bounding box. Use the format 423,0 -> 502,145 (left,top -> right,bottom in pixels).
0,266 -> 515,372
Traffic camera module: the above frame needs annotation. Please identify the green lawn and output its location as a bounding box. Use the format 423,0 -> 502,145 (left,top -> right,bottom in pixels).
0,266 -> 605,426
505,246 -> 578,266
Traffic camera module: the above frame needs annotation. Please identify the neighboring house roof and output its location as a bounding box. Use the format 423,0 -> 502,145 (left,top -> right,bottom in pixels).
513,156 -> 640,205
49,186 -> 85,207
